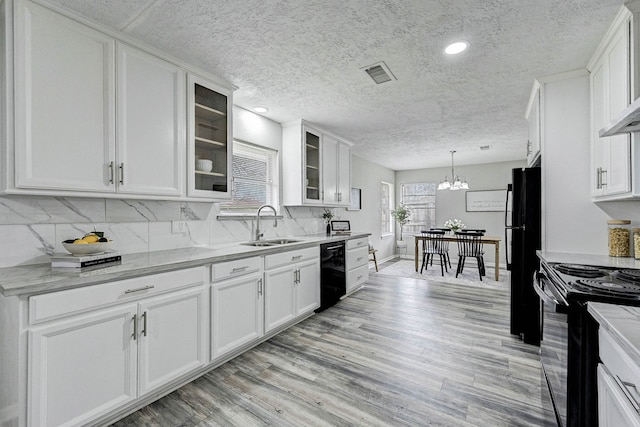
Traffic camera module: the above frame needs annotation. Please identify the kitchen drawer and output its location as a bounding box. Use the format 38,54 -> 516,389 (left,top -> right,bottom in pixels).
346,246 -> 368,270
211,256 -> 261,282
264,246 -> 318,270
347,264 -> 369,289
28,266 -> 206,324
346,237 -> 368,250
599,327 -> 640,394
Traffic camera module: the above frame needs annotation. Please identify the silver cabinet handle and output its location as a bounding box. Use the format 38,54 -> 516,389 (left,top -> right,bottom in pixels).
357,257 -> 363,262
357,275 -> 363,280
108,161 -> 114,184
132,315 -> 137,340
141,311 -> 148,337
616,375 -> 640,413
231,266 -> 249,273
124,285 -> 155,294
257,278 -> 263,296
119,163 -> 124,185
601,169 -> 607,187
291,255 -> 302,261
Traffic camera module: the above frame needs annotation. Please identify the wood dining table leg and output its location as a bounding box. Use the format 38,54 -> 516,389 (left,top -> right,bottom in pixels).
494,241 -> 500,281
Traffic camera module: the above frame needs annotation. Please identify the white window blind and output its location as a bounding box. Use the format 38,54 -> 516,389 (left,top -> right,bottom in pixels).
381,181 -> 393,235
220,141 -> 278,214
401,182 -> 436,235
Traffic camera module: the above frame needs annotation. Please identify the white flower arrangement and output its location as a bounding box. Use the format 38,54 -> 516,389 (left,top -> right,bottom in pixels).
444,219 -> 466,231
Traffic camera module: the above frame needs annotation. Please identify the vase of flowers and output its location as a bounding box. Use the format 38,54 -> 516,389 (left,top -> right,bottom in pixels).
322,208 -> 334,235
444,218 -> 466,232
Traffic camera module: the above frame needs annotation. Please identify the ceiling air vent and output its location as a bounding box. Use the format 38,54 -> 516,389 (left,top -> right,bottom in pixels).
480,145 -> 492,151
362,61 -> 396,84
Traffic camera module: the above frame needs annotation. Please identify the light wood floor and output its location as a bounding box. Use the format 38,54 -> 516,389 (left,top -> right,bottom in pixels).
112,269 -> 556,426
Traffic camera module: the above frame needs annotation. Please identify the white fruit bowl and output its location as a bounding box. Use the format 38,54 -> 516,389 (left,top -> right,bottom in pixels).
62,241 -> 112,256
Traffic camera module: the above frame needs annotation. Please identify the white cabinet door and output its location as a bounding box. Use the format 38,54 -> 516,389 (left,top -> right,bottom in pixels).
211,273 -> 263,360
137,286 -> 209,396
337,141 -> 351,206
14,0 -> 115,193
187,73 -> 233,199
28,304 -> 137,427
264,266 -> 296,333
527,87 -> 541,166
295,259 -> 320,315
598,364 -> 640,427
606,25 -> 631,195
322,135 -> 339,204
116,43 -> 185,197
592,58 -> 608,196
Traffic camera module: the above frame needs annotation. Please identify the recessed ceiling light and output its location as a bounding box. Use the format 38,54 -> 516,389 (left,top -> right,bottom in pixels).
445,41 -> 468,55
254,107 -> 268,113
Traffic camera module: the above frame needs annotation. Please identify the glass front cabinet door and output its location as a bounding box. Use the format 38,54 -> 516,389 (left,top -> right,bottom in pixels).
187,74 -> 233,199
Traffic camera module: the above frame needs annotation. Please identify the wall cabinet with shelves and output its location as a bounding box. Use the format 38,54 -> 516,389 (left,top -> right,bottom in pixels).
3,0 -> 233,200
188,74 -> 233,199
282,120 -> 352,206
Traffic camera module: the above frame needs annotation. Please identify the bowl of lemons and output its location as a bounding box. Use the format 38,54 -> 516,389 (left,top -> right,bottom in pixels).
62,233 -> 112,256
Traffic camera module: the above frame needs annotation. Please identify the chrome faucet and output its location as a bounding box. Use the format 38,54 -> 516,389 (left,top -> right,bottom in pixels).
255,205 -> 278,241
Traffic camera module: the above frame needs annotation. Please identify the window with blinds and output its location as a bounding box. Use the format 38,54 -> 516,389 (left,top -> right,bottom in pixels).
381,181 -> 393,235
401,182 -> 436,235
219,141 -> 279,214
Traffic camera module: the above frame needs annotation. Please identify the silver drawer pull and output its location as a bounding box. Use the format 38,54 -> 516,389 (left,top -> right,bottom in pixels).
616,375 -> 640,413
291,255 -> 303,261
357,275 -> 363,280
231,266 -> 249,273
132,315 -> 137,340
124,285 -> 155,294
357,257 -> 363,261
142,312 -> 148,337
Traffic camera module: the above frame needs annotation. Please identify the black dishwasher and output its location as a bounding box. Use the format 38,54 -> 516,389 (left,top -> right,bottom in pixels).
316,241 -> 346,312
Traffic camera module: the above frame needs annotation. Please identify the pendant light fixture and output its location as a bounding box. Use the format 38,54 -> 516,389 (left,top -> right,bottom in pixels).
437,150 -> 469,191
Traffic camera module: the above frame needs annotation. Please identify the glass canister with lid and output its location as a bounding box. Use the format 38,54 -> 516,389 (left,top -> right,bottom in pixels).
634,228 -> 640,260
608,220 -> 631,257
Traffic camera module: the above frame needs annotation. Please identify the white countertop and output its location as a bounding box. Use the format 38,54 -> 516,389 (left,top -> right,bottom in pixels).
588,302 -> 640,362
0,233 -> 370,297
537,250 -> 640,269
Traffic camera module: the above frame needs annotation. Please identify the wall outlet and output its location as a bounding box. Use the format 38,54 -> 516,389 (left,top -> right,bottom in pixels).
171,220 -> 187,234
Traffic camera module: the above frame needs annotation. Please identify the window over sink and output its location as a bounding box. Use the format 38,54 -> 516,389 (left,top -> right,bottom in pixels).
219,141 -> 279,215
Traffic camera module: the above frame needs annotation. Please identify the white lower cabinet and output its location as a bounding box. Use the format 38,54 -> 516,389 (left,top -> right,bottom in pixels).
264,248 -> 320,333
27,268 -> 208,427
137,286 -> 209,396
211,270 -> 264,361
28,304 -> 138,427
346,238 -> 369,294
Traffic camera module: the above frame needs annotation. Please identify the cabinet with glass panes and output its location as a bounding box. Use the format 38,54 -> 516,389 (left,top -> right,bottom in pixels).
188,74 -> 233,198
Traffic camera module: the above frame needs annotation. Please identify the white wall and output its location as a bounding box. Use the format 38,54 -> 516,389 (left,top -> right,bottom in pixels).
341,155 -> 396,262
396,160 -> 526,266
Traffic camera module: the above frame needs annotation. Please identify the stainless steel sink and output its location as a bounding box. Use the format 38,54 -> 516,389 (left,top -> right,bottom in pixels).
240,239 -> 301,247
265,239 -> 301,245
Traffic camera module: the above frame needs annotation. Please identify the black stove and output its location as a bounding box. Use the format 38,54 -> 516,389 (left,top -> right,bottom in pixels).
537,260 -> 640,427
545,262 -> 640,304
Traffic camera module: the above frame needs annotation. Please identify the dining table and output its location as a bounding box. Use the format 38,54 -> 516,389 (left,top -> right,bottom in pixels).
414,234 -> 502,281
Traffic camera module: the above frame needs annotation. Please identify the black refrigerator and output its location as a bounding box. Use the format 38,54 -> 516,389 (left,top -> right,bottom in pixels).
505,167 -> 541,346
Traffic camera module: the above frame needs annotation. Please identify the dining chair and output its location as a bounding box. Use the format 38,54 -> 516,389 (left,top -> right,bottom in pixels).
420,230 -> 448,276
428,228 -> 452,268
455,231 -> 486,280
458,228 -> 486,235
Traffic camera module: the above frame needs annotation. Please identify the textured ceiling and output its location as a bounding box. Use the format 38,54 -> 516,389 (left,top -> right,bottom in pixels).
46,0 -> 622,170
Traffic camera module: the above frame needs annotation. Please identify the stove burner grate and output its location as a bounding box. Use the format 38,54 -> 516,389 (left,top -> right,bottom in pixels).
574,279 -> 640,295
554,263 -> 607,278
612,269 -> 640,285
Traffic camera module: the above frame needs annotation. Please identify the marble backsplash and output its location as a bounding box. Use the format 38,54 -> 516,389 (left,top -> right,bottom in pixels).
0,195 -> 334,268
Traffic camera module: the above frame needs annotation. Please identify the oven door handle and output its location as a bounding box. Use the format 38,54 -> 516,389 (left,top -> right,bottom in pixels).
534,271 -> 568,307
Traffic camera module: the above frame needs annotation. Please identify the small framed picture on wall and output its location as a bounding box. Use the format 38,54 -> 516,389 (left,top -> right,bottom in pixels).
348,188 -> 361,211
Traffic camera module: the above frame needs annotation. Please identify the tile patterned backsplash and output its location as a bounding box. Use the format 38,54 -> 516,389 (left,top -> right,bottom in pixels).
0,195 -> 334,267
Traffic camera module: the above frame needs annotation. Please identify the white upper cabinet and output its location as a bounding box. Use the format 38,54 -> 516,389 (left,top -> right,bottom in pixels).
187,73 -> 233,199
5,0 -> 233,200
322,134 -> 351,206
588,4 -> 640,200
282,120 -> 352,206
116,42 -> 185,197
13,0 -> 115,193
525,83 -> 541,167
